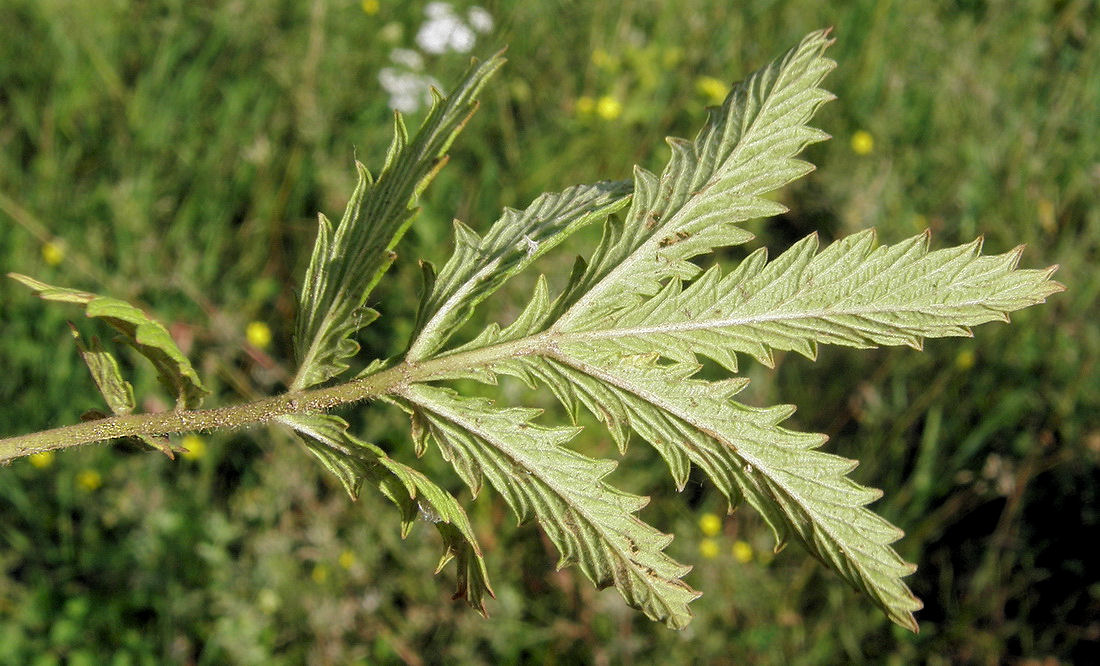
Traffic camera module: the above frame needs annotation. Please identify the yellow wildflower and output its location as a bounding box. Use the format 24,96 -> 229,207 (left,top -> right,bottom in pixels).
246,321 -> 272,349
361,0 -> 380,15
76,469 -> 103,491
29,451 -> 55,468
575,96 -> 595,116
699,538 -> 720,559
955,349 -> 975,371
698,512 -> 722,537
851,130 -> 874,155
42,242 -> 64,266
732,540 -> 753,563
339,549 -> 356,570
311,563 -> 329,584
595,95 -> 622,121
181,434 -> 206,461
695,76 -> 727,106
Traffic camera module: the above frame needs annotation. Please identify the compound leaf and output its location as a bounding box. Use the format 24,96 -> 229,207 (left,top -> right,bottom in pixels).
406,31 -> 1061,630
3,28 -> 1065,635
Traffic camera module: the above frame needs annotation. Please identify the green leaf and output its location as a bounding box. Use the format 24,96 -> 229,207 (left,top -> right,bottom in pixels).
571,230 -> 1066,371
406,180 -> 632,361
293,54 -> 506,390
400,384 -> 699,629
506,349 -> 923,630
67,325 -> 175,457
279,413 -> 493,614
552,29 -> 835,331
417,32 -> 1062,630
70,325 -> 135,416
450,229 -> 1061,630
320,28 -> 1062,632
9,273 -> 208,409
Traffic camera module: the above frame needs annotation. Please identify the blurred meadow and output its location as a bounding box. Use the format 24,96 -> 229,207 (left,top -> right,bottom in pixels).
1,0 -> 1097,663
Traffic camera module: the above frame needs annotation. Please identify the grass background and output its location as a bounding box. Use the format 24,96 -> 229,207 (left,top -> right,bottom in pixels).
1,0 -> 1097,663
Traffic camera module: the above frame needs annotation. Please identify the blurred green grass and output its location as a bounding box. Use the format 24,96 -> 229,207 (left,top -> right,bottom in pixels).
1,0 -> 1097,663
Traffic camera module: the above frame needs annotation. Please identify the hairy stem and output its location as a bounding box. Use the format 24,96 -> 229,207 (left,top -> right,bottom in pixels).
0,332 -> 551,463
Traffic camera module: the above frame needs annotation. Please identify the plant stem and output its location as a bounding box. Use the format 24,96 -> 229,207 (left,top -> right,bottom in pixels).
0,332 -> 551,463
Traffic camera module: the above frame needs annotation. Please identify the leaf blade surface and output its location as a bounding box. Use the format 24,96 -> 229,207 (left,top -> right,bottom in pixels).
401,383 -> 699,628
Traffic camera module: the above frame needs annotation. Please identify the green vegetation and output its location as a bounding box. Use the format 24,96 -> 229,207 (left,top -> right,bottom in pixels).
1,1 -> 1096,663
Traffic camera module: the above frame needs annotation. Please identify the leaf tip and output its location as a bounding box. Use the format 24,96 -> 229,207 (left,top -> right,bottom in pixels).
1001,243 -> 1026,268
898,612 -> 920,634
969,234 -> 985,256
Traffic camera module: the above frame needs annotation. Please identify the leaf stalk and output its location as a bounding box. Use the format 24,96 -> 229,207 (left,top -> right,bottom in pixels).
0,332 -> 551,463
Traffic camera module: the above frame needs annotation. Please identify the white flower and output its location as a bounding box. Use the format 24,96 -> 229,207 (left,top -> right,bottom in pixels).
446,21 -> 476,52
425,1 -> 454,19
467,6 -> 493,33
389,47 -> 424,70
416,12 -> 475,54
